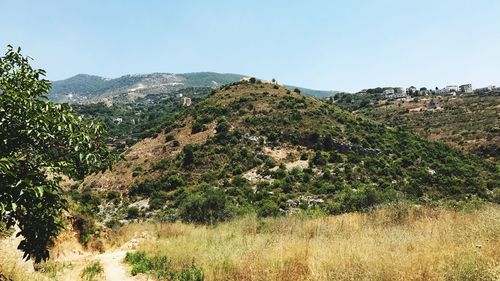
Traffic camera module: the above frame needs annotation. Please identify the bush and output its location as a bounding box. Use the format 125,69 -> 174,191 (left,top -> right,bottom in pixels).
125,251 -> 204,280
106,191 -> 120,201
80,261 -> 104,281
300,152 -> 309,160
258,199 -> 280,217
179,186 -> 234,224
491,188 -> 500,204
127,207 -> 140,219
72,212 -> 97,245
165,134 -> 175,142
105,218 -> 122,229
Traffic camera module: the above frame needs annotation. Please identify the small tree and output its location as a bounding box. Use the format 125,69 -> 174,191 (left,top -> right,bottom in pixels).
0,46 -> 112,262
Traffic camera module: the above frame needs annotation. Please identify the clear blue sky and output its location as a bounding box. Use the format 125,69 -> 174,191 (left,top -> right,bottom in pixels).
1,0 -> 499,92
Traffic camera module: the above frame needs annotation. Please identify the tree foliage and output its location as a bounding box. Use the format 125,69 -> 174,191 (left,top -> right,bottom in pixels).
0,46 -> 112,262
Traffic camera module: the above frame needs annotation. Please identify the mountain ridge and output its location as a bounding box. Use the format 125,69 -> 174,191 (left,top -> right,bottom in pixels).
48,72 -> 338,103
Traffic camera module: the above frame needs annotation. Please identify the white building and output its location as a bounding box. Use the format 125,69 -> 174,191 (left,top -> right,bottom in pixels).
475,85 -> 496,94
459,84 -> 473,93
446,85 -> 459,92
181,97 -> 192,106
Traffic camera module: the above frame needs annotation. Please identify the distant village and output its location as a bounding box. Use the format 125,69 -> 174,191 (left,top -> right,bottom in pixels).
328,83 -> 497,108
357,84 -> 497,101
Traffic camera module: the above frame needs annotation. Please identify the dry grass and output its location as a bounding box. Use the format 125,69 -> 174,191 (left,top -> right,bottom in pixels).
2,204 -> 499,281
121,204 -> 500,281
0,236 -> 47,281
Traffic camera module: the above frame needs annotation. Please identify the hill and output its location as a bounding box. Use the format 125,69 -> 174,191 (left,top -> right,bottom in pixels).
49,72 -> 336,103
78,80 -> 498,225
335,93 -> 500,160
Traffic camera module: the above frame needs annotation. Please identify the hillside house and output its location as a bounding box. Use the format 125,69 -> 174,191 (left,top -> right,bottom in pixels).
446,85 -> 459,92
181,97 -> 192,106
459,84 -> 473,93
475,85 -> 496,94
437,88 -> 456,96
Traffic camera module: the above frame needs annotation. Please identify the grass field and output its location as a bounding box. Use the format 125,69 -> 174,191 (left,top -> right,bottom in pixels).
1,203 -> 499,281
118,203 -> 500,281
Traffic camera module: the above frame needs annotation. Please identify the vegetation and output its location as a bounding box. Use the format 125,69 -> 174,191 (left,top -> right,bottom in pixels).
335,93 -> 500,160
0,46 -> 112,262
107,81 -> 499,224
117,204 -> 500,281
80,260 -> 104,281
124,251 -> 203,280
72,87 -> 211,150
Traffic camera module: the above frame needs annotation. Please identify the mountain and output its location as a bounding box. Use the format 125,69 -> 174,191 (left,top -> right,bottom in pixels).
79,80 -> 498,224
48,72 -> 337,103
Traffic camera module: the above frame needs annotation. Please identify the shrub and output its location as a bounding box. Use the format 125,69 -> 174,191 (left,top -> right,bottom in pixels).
293,88 -> 301,93
300,152 -> 309,160
72,212 -> 97,245
179,186 -> 234,224
105,218 -> 122,229
106,191 -> 120,201
127,207 -> 140,219
125,251 -> 204,280
165,134 -> 175,142
258,199 -> 280,217
80,261 -> 103,281
491,188 -> 500,204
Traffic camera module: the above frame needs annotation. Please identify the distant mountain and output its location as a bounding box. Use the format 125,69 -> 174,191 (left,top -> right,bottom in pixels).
48,72 -> 337,103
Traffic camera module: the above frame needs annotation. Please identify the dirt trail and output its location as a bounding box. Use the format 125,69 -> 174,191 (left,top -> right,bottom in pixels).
56,248 -> 140,281
96,250 -> 134,281
1,228 -> 150,281
59,235 -> 151,281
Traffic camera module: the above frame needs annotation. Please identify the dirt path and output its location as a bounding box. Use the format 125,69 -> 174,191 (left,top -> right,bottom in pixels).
1,229 -> 150,281
96,250 -> 134,281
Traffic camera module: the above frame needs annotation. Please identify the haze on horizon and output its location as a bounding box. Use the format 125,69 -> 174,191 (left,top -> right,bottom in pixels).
1,0 -> 499,92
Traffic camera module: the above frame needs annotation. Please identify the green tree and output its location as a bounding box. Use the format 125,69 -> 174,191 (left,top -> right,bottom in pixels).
0,46 -> 112,262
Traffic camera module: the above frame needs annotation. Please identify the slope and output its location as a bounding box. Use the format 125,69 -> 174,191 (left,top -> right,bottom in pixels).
80,80 -> 499,224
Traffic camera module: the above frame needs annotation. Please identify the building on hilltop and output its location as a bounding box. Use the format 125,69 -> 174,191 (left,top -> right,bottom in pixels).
181,97 -> 192,106
475,85 -> 496,94
459,84 -> 473,93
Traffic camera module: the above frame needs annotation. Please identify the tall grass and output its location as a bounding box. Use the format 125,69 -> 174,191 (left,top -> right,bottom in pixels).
120,203 -> 499,281
80,260 -> 103,281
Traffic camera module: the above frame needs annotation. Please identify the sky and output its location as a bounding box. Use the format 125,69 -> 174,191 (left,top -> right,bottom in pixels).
1,0 -> 499,92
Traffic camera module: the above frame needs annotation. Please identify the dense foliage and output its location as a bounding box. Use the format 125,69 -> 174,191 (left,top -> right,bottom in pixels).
0,46 -> 112,262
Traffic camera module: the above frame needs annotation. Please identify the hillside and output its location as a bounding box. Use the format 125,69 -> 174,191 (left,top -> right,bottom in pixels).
71,87 -> 213,150
335,93 -> 500,160
49,72 -> 336,103
79,80 -> 499,225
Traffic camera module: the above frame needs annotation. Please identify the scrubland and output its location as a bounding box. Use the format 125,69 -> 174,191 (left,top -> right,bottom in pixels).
120,203 -> 500,281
